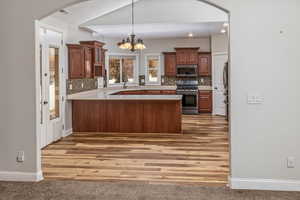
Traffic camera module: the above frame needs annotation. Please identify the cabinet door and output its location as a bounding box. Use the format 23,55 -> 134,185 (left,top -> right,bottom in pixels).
198,53 -> 212,76
188,50 -> 199,64
198,91 -> 212,113
84,47 -> 93,78
176,51 -> 187,65
164,53 -> 176,76
68,46 -> 84,79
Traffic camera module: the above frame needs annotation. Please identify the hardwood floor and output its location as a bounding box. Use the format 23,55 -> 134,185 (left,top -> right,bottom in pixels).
42,114 -> 229,186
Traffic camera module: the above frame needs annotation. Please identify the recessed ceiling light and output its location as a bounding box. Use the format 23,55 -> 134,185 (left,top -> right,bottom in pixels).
188,33 -> 194,37
223,22 -> 229,27
221,29 -> 227,34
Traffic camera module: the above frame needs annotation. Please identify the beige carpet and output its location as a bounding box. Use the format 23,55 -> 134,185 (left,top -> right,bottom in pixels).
0,180 -> 300,200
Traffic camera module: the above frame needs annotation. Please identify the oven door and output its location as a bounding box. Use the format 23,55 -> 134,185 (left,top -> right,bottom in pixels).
182,93 -> 198,108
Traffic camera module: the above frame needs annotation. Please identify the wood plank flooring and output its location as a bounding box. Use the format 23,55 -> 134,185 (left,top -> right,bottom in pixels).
42,114 -> 229,186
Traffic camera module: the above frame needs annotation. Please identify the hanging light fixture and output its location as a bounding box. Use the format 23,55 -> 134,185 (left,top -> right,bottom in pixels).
118,0 -> 146,51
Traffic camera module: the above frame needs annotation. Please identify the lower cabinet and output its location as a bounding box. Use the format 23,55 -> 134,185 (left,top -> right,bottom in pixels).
198,90 -> 212,113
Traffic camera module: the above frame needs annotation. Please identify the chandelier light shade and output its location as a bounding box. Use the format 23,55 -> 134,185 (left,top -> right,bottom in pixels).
118,0 -> 146,52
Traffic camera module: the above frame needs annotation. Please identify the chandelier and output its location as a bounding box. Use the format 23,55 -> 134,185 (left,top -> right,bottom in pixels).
118,0 -> 146,52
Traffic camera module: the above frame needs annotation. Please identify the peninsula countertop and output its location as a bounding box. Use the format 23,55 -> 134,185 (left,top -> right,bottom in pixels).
67,85 -> 212,101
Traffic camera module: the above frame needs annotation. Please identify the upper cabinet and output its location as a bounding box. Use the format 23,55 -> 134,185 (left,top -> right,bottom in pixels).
163,52 -> 176,76
67,41 -> 106,79
83,46 -> 93,78
67,44 -> 85,79
175,48 -> 199,65
198,53 -> 212,76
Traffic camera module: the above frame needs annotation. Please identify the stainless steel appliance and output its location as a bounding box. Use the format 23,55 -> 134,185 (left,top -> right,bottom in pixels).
176,65 -> 198,77
176,80 -> 199,114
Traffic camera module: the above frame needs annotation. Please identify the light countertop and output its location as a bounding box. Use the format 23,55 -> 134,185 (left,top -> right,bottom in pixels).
67,85 -> 212,101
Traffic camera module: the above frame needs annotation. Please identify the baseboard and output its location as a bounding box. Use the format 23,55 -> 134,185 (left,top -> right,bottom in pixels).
64,128 -> 73,137
230,177 -> 300,192
0,170 -> 43,182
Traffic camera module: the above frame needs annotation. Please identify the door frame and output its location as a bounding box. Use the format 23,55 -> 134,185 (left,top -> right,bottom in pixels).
212,51 -> 228,116
36,21 -> 67,150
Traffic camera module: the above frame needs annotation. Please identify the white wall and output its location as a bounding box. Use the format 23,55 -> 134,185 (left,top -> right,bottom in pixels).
102,37 -> 211,76
1,0 -> 300,191
211,34 -> 228,53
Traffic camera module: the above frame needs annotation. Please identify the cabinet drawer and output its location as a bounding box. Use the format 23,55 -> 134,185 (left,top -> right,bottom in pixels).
198,91 -> 212,113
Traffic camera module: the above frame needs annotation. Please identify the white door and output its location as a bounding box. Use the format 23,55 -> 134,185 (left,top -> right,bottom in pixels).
212,53 -> 228,116
40,28 -> 64,148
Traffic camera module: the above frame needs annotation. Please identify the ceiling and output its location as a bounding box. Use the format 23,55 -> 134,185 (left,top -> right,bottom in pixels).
50,0 -> 228,39
89,22 -> 225,38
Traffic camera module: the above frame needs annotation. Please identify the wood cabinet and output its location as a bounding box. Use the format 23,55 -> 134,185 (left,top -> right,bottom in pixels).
80,41 -> 106,77
198,53 -> 212,76
175,48 -> 199,65
67,41 -> 106,79
83,47 -> 93,78
72,100 -> 182,133
163,52 -> 177,76
198,90 -> 212,113
67,44 -> 85,79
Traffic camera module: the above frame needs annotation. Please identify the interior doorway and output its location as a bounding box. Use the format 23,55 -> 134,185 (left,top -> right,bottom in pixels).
36,0 -> 231,186
39,27 -> 64,148
212,52 -> 228,116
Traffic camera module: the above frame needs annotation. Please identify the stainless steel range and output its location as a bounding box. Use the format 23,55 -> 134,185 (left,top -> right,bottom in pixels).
176,80 -> 199,114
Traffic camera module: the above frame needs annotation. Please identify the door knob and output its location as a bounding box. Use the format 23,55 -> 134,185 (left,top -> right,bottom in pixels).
214,87 -> 218,90
43,101 -> 48,105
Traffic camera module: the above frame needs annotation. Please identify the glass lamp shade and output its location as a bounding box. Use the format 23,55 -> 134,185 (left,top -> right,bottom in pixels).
134,39 -> 146,50
123,38 -> 132,49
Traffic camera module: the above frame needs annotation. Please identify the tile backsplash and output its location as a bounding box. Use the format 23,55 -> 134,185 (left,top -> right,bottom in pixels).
162,76 -> 177,86
67,78 -> 98,94
161,76 -> 212,86
197,77 -> 212,86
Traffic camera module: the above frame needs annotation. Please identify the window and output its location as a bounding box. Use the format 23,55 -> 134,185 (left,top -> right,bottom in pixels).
108,55 -> 138,85
49,47 -> 60,120
145,54 -> 161,85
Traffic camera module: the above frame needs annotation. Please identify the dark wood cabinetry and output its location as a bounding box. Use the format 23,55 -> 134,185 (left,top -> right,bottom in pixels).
198,53 -> 212,76
83,47 -> 93,78
163,52 -> 177,76
67,41 -> 106,79
67,44 -> 85,79
175,48 -> 199,65
198,90 -> 212,113
72,100 -> 182,133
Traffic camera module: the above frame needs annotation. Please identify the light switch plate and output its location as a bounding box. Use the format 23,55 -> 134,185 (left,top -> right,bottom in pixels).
17,151 -> 25,162
247,94 -> 264,104
287,157 -> 295,168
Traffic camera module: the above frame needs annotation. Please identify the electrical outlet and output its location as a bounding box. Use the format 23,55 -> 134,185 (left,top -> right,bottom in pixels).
287,157 -> 295,168
17,151 -> 25,163
81,83 -> 84,88
69,84 -> 73,90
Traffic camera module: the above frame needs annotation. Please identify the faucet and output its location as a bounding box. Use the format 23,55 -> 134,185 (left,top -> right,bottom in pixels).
123,80 -> 128,89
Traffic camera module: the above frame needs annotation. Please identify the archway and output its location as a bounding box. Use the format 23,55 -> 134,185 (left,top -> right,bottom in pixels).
35,0 -> 232,185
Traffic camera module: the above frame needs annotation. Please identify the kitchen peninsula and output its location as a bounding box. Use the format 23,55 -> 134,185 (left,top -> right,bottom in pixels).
68,87 -> 182,133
